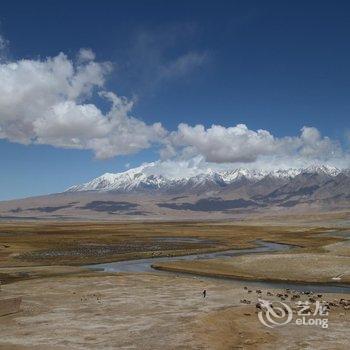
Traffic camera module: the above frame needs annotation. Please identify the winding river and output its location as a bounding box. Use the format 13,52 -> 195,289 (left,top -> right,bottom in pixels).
88,238 -> 350,294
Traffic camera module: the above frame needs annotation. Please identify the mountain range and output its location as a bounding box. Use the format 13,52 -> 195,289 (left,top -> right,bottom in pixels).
66,164 -> 343,194
0,164 -> 349,220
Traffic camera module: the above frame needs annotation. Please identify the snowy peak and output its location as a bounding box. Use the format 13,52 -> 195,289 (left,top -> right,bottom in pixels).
67,163 -> 157,192
66,164 -> 345,193
221,168 -> 268,182
302,164 -> 341,176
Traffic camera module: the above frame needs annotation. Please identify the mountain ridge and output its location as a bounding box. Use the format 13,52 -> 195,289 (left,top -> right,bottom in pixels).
1,164 -> 349,220
66,164 -> 343,193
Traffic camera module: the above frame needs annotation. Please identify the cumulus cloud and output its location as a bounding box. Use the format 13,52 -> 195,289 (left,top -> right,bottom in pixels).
142,156 -> 211,179
163,123 -> 276,163
77,48 -> 96,62
0,51 -> 166,158
0,40 -> 348,170
161,123 -> 348,168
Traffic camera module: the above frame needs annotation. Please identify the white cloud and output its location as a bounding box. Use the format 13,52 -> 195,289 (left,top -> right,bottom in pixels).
0,43 -> 348,170
142,156 -> 210,179
78,48 -> 96,62
161,123 -> 348,169
164,123 -> 275,163
0,51 -> 166,158
129,150 -> 350,180
86,92 -> 165,159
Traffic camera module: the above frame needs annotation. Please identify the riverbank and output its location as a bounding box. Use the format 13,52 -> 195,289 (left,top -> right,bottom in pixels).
152,236 -> 350,285
0,222 -> 348,287
152,252 -> 350,284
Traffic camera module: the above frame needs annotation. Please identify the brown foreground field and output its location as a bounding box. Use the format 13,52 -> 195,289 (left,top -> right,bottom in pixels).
0,221 -> 343,267
0,272 -> 349,349
0,220 -> 349,349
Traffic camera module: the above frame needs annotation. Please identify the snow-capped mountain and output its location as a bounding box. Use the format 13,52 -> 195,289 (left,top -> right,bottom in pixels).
66,164 -> 343,193
1,163 -> 349,220
67,163 -> 169,192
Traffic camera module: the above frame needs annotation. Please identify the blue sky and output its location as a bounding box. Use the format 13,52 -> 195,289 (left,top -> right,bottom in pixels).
0,0 -> 350,200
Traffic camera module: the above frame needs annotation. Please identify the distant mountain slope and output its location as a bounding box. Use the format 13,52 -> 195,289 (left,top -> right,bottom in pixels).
0,164 -> 349,220
66,164 -> 342,194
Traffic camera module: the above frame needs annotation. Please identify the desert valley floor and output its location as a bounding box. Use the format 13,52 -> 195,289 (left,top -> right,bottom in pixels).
0,218 -> 349,349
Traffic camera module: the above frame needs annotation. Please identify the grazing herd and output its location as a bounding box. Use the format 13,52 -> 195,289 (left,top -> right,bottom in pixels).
240,286 -> 350,312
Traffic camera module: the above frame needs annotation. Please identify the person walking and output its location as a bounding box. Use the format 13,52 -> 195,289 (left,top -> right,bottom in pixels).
203,289 -> 207,298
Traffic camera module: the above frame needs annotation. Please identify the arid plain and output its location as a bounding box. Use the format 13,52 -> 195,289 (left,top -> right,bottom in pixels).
0,219 -> 349,349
